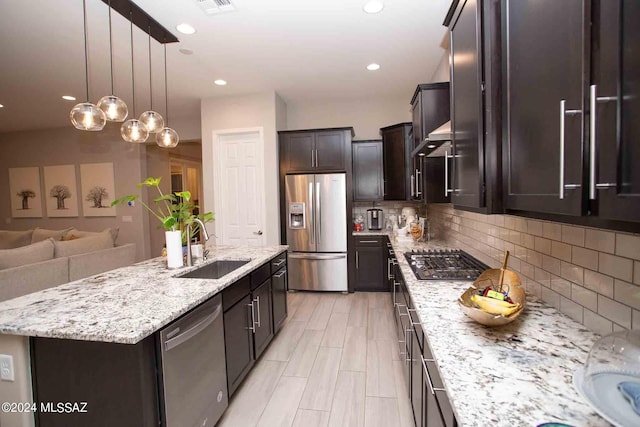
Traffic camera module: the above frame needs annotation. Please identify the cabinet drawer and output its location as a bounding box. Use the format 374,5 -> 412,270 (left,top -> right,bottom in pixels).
251,262 -> 271,290
222,275 -> 251,311
270,253 -> 287,273
355,236 -> 383,246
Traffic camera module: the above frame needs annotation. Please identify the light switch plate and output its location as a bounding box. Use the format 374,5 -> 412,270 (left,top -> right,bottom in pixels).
0,354 -> 14,382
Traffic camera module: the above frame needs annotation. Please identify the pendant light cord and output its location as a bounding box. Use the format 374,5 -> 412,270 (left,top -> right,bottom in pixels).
82,0 -> 90,102
148,25 -> 153,110
108,0 -> 114,95
129,9 -> 136,115
163,41 -> 169,125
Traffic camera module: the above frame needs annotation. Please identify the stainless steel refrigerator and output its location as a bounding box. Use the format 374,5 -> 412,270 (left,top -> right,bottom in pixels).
285,173 -> 347,291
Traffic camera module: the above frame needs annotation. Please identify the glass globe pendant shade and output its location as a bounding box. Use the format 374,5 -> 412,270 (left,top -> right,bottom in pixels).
70,102 -> 107,131
97,95 -> 128,122
139,110 -> 164,133
121,119 -> 149,143
156,127 -> 179,148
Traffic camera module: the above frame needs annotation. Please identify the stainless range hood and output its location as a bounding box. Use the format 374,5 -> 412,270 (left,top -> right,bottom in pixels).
411,121 -> 452,157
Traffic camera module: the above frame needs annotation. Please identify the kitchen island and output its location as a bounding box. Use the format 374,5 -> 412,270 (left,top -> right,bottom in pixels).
355,230 -> 607,427
0,244 -> 288,427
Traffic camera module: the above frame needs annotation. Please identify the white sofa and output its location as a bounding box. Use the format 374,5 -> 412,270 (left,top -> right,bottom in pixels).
0,228 -> 136,302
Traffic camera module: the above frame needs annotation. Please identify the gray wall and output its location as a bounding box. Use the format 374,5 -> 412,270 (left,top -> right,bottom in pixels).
0,126 -> 151,261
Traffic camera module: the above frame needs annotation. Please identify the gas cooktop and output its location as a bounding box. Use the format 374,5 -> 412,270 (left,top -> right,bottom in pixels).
404,249 -> 489,280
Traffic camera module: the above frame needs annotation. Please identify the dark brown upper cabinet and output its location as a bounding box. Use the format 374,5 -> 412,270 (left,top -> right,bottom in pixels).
380,123 -> 415,201
501,0 -> 640,224
445,0 -> 502,213
352,140 -> 384,201
410,83 -> 451,150
280,128 -> 354,173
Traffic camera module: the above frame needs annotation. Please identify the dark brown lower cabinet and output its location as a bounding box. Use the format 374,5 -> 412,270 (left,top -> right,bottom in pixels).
252,279 -> 274,359
354,237 -> 386,291
224,293 -> 255,396
31,336 -> 159,427
272,266 -> 288,332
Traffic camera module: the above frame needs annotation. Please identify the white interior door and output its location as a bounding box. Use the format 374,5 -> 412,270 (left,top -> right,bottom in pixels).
214,129 -> 265,246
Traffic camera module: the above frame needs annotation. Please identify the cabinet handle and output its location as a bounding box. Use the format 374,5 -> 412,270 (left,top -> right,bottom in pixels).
314,149 -> 319,167
410,174 -> 415,198
559,100 -> 582,199
311,149 -> 315,168
273,258 -> 286,267
247,302 -> 256,333
589,85 -> 618,199
404,328 -> 414,364
420,355 -> 446,395
356,250 -> 359,269
274,269 -> 287,278
254,296 -> 261,328
358,240 -> 378,243
444,150 -> 453,197
387,258 -> 392,280
415,168 -> 422,197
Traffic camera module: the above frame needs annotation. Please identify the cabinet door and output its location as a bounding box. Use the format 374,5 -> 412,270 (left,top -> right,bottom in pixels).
353,141 -> 384,201
503,0 -> 585,215
411,329 -> 424,427
224,295 -> 255,396
412,96 -> 424,150
450,0 -> 485,209
315,131 -> 346,171
424,156 -> 452,203
272,267 -> 288,332
355,242 -> 385,291
382,126 -> 409,200
253,279 -> 274,359
592,0 -> 640,222
283,132 -> 315,172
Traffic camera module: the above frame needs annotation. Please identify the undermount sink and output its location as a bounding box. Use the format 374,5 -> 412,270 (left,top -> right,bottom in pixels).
179,260 -> 250,280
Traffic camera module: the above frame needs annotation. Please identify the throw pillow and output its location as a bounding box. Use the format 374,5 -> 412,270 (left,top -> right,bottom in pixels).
31,227 -> 74,243
0,229 -> 34,249
0,238 -> 55,269
53,232 -> 114,258
64,227 -> 119,245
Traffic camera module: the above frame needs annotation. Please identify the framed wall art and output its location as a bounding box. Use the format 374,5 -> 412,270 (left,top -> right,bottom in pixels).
44,165 -> 79,217
80,162 -> 117,217
9,166 -> 43,218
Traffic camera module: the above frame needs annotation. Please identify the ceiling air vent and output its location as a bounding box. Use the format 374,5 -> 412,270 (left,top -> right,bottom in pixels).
194,0 -> 236,15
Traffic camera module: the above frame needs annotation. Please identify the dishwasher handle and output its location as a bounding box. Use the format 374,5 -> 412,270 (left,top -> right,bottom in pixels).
163,303 -> 222,351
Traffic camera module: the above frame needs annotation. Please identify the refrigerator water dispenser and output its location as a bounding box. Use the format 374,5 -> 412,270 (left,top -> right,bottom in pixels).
289,202 -> 305,229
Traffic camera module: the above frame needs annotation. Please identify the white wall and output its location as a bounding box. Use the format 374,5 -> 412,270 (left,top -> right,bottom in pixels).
430,51 -> 450,82
200,91 -> 282,246
285,96 -> 411,140
0,336 -> 33,427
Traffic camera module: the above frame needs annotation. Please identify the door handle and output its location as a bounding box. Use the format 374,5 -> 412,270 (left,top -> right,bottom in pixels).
253,230 -> 263,235
309,182 -> 315,244
247,301 -> 256,333
589,85 -> 618,199
316,182 -> 321,244
410,174 -> 415,198
356,250 -> 359,269
254,296 -> 261,328
415,168 -> 422,197
444,150 -> 453,196
559,100 -> 582,199
311,149 -> 315,168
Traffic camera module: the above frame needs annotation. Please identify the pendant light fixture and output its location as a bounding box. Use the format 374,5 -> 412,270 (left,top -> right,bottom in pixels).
121,9 -> 149,143
97,0 -> 128,122
70,0 -> 106,131
156,42 -> 179,148
139,24 -> 164,133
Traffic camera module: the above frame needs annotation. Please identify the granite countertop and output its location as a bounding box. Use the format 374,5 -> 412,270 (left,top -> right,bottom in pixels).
357,230 -> 606,427
0,245 -> 288,344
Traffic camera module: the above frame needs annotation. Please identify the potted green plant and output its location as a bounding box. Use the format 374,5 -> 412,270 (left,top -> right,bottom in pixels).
111,177 -> 214,267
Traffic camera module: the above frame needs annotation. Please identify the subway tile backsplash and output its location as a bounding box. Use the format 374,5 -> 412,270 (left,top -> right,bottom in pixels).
428,203 -> 640,334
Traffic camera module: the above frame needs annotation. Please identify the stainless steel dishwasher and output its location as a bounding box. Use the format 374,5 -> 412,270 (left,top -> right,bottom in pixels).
160,294 -> 228,427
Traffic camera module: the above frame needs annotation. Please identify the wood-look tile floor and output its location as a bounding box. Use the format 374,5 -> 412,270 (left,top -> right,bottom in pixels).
218,291 -> 414,427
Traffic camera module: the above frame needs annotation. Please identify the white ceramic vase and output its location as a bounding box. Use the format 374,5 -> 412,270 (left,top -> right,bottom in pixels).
165,230 -> 183,269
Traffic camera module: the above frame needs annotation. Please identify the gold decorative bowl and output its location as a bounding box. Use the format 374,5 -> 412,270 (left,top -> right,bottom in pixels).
458,268 -> 526,327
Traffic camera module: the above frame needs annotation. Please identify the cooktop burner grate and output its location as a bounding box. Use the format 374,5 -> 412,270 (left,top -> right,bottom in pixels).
404,249 -> 489,280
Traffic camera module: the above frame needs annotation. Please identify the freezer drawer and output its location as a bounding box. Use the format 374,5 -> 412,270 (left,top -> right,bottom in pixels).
288,253 -> 348,291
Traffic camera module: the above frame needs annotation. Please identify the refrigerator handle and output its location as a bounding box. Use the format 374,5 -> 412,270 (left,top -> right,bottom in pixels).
316,181 -> 321,244
309,182 -> 315,244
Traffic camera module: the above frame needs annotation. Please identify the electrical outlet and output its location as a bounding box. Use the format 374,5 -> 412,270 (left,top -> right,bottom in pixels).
122,216 -> 133,223
0,354 -> 14,382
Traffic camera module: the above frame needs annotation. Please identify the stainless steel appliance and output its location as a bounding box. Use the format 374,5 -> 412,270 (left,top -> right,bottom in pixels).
366,208 -> 383,230
404,249 -> 489,280
160,294 -> 227,427
286,173 -> 347,291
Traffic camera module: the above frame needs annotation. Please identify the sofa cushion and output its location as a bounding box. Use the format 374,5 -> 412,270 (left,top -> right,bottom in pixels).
0,238 -> 55,270
31,227 -> 73,243
0,257 -> 69,302
53,231 -> 114,258
68,243 -> 136,282
64,227 -> 119,245
0,229 -> 33,249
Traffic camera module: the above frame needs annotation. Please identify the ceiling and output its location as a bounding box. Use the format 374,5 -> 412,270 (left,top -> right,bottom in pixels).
0,0 -> 451,134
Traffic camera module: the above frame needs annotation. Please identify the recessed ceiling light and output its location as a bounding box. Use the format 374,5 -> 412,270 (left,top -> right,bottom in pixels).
363,1 -> 384,14
0,104 -> 3,108
62,95 -> 76,101
427,144 -> 436,149
179,48 -> 194,55
214,79 -> 227,86
176,23 -> 196,35
366,63 -> 380,71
